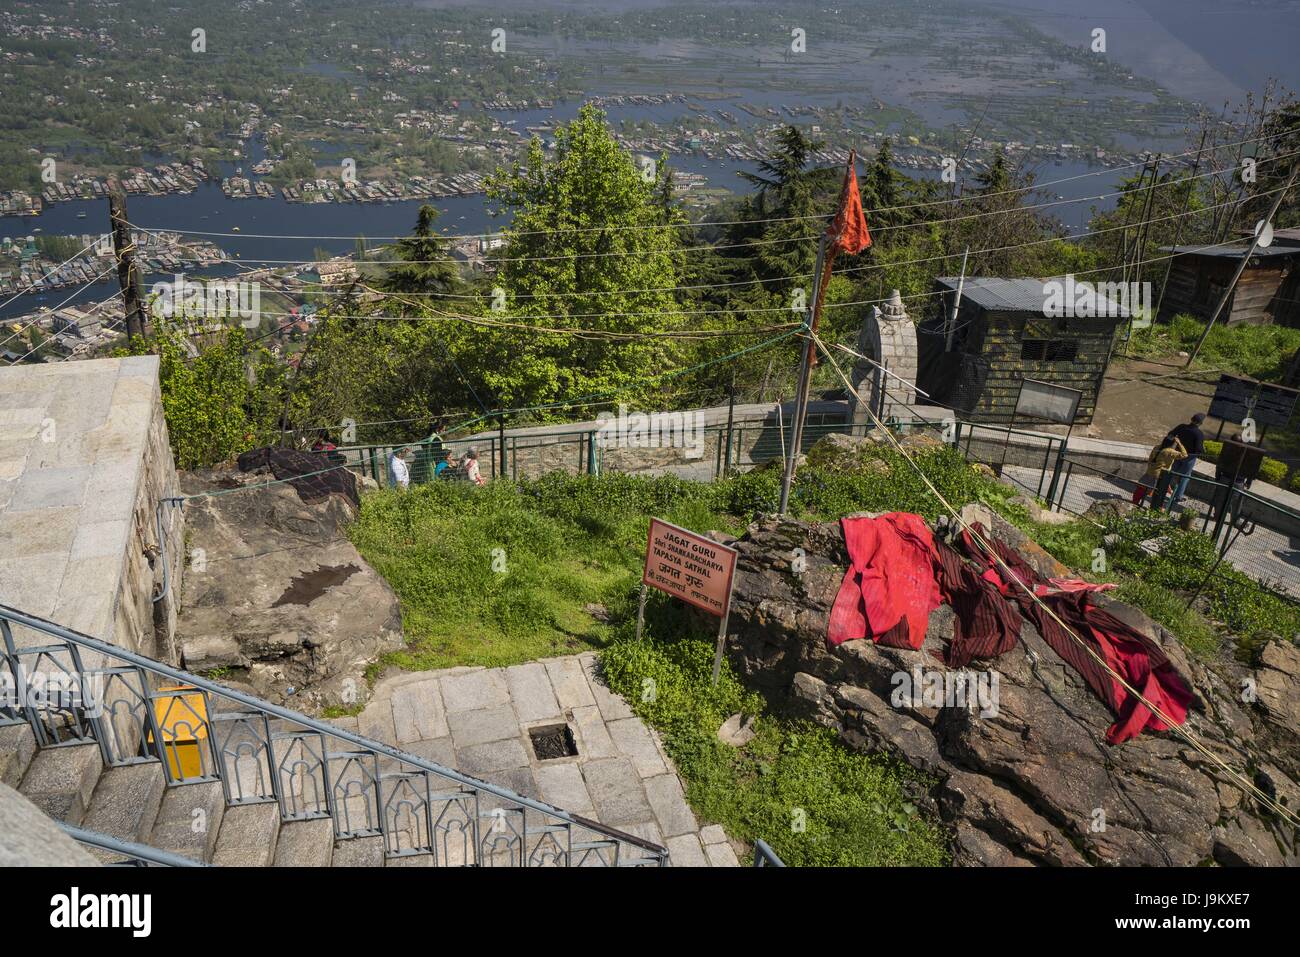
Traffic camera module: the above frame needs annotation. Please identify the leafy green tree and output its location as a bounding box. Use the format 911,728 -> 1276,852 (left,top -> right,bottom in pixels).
478,104 -> 685,414
120,315 -> 288,469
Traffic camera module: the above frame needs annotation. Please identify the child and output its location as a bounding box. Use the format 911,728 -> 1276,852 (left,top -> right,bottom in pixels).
1132,437 -> 1186,508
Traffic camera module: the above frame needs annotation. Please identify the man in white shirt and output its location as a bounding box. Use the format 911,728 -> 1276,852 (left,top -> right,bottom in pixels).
387,446 -> 411,489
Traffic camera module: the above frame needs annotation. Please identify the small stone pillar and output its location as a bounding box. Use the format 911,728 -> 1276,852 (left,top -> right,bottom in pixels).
850,289 -> 917,431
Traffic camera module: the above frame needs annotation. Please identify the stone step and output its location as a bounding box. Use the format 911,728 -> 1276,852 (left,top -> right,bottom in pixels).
0,725 -> 38,789
18,743 -> 103,825
331,834 -> 386,867
81,762 -> 167,862
148,780 -> 226,863
211,802 -> 281,867
273,818 -> 335,867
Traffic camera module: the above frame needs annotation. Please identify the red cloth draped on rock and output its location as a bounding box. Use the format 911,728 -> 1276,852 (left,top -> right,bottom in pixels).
828,513 -> 1194,744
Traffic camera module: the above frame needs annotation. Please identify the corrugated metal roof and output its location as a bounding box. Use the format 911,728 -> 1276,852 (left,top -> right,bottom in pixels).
1160,243 -> 1300,259
935,276 -> 1136,317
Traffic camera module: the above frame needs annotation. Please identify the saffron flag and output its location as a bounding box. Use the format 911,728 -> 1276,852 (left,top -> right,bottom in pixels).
826,152 -> 872,256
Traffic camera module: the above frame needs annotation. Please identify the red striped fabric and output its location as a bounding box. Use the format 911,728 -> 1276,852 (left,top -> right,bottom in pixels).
830,515 -> 1194,744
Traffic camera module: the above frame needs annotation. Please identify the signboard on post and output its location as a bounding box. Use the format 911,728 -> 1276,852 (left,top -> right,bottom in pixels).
640,518 -> 739,685
1208,374 -> 1299,429
1014,378 -> 1083,426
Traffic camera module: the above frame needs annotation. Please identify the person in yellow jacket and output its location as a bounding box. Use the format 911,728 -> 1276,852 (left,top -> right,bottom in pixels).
1132,436 -> 1187,509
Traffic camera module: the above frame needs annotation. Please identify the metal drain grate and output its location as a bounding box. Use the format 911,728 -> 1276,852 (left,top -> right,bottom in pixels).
529,723 -> 579,760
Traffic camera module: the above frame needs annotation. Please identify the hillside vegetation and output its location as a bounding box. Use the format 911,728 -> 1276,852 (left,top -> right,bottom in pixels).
348,441 -> 1299,864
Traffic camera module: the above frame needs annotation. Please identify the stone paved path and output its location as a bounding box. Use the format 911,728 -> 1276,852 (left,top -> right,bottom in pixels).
1002,465 -> 1300,597
339,652 -> 739,867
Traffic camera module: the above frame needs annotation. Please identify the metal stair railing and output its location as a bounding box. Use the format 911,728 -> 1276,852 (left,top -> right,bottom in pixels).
59,823 -> 208,867
0,603 -> 669,867
752,839 -> 786,867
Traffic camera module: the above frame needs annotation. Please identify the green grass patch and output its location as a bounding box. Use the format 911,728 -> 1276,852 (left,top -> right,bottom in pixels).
347,450 -> 1295,863
1127,312 -> 1300,380
601,612 -> 947,866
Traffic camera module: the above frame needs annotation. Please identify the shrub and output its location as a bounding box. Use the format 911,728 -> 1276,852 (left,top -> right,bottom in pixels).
1258,457 -> 1288,486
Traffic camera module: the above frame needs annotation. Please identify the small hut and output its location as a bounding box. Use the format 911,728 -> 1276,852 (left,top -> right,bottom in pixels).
1157,233 -> 1300,327
916,276 -> 1127,425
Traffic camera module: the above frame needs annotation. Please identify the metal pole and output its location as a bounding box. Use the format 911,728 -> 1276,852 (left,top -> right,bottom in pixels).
946,247 -> 968,352
1044,422 -> 1073,505
778,235 -> 829,514
1186,164 -> 1298,367
710,609 -> 730,687
108,189 -> 148,344
723,380 -> 736,474
634,583 -> 648,642
498,416 -> 507,478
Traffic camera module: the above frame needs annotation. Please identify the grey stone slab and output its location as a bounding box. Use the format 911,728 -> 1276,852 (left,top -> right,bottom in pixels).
439,668 -> 510,713
581,758 -> 654,828
447,703 -> 521,749
643,773 -> 698,839
544,656 -> 596,709
356,697 -> 397,746
389,679 -> 449,743
332,835 -> 385,867
68,519 -> 131,562
212,802 -> 281,867
579,653 -> 634,721
117,355 -> 158,378
504,662 -> 561,723
0,725 -> 37,789
0,507 -> 79,559
665,832 -> 710,867
456,737 -> 530,776
149,781 -> 226,863
274,818 -> 335,867
570,704 -> 618,760
607,717 -> 668,778
8,465 -> 91,511
401,736 -> 457,769
477,765 -> 540,807
81,458 -> 140,520
535,763 -> 596,818
0,554 -> 67,619
699,824 -> 729,846
18,743 -> 103,825
387,852 -> 434,867
618,820 -> 665,849
705,841 -> 740,867
83,762 -> 166,846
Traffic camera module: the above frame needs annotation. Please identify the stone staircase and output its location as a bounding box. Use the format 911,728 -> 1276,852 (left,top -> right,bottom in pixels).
3,721 -> 381,866
0,605 -> 673,868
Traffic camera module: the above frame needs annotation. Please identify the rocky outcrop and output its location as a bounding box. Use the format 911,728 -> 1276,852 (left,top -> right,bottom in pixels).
174,467 -> 404,713
723,509 -> 1299,866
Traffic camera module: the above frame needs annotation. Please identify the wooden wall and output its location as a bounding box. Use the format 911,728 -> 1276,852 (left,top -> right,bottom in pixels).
964,310 -> 1119,424
1158,253 -> 1295,326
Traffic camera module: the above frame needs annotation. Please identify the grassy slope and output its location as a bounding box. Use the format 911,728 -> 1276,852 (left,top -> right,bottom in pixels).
349,447 -> 1298,864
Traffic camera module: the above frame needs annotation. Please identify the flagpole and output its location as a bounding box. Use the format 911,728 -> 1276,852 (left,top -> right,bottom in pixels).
779,233 -> 829,515
779,149 -> 866,515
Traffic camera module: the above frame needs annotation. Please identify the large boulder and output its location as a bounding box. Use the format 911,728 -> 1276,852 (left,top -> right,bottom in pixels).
174,467 -> 404,712
723,511 -> 1298,866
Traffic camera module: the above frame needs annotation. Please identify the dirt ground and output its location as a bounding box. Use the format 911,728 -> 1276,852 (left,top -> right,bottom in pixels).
1087,357 -> 1298,469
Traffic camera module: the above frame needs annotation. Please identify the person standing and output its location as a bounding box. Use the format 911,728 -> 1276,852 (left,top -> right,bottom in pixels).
1133,436 -> 1186,508
387,446 -> 411,490
1160,413 -> 1206,514
435,449 -> 458,479
463,448 -> 485,487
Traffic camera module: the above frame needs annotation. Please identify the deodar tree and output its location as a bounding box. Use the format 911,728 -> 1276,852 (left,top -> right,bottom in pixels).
479,104 -> 685,417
